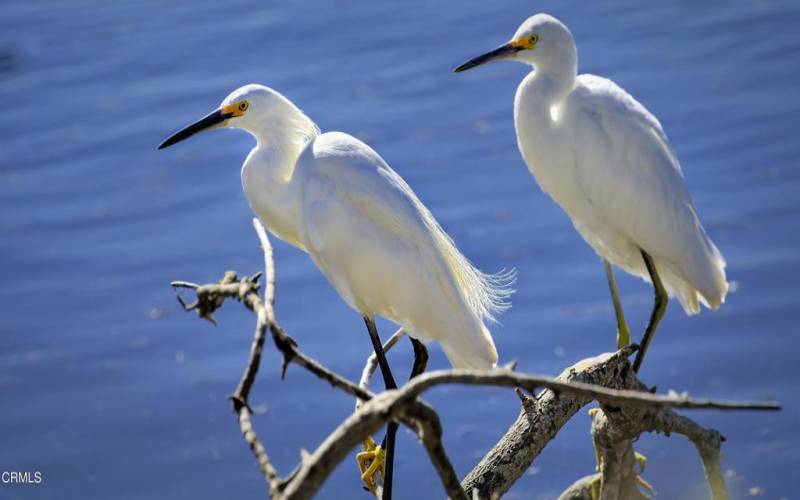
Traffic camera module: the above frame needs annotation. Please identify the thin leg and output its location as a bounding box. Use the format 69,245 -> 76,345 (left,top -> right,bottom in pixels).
603,259 -> 632,349
632,251 -> 668,373
409,337 -> 429,380
364,316 -> 397,390
363,316 -> 397,500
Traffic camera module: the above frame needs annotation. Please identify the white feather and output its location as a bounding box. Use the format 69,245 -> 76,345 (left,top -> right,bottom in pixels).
507,14 -> 727,314
230,85 -> 511,369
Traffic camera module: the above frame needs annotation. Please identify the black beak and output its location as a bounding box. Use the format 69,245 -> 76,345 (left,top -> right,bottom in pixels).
454,42 -> 520,73
157,108 -> 233,150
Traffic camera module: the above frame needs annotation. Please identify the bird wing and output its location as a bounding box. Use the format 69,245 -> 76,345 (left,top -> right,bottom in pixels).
297,132 -> 512,321
301,132 -> 428,251
567,74 -> 725,307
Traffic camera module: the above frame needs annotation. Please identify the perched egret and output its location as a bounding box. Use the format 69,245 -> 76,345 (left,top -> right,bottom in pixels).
158,84 -> 513,498
455,14 -> 728,372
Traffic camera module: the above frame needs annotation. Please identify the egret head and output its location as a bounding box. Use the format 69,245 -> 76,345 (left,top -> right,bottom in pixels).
157,84 -> 296,149
454,14 -> 576,76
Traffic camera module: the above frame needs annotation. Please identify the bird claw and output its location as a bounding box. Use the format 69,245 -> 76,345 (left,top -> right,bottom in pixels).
633,452 -> 654,493
356,436 -> 385,494
634,451 -> 647,473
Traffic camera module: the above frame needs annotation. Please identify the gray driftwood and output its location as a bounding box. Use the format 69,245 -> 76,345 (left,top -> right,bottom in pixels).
171,219 -> 779,500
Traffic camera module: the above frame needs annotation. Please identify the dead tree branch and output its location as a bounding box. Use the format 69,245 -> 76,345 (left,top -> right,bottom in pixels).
555,361 -> 731,500
558,394 -> 730,500
172,218 -> 780,500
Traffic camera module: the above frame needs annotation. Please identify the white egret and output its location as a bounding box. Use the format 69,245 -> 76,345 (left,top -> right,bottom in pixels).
158,84 -> 513,498
455,14 -> 728,372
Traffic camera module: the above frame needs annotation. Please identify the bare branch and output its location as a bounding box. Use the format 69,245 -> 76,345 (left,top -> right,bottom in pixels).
229,224 -> 281,496
461,349 -> 777,498
172,219 -> 780,500
558,474 -> 601,500
405,402 -> 470,500
589,409 -> 649,500
238,394 -> 282,494
399,366 -> 780,413
468,351 -> 634,499
253,218 -> 276,308
559,365 -> 731,500
278,351 -> 777,499
269,319 -> 373,399
643,408 -> 728,499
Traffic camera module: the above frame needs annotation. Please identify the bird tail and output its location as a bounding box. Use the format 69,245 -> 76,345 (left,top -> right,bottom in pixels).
694,236 -> 728,310
408,185 -> 516,322
668,229 -> 728,315
440,321 -> 498,370
431,228 -> 517,323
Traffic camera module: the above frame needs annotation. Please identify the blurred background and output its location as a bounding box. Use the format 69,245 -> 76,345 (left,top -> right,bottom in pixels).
1,1 -> 798,498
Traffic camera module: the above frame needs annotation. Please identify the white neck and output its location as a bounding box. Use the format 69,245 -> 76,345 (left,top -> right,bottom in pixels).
514,61 -> 576,172
241,108 -> 319,250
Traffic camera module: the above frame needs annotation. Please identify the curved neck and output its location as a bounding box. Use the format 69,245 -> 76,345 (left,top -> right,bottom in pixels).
536,43 -> 577,89
516,37 -> 578,119
514,66 -> 575,172
529,70 -> 575,107
241,108 -> 319,250
515,67 -> 575,126
251,102 -> 319,170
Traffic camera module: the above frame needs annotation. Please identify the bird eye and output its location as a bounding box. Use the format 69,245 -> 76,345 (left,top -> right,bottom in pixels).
238,101 -> 249,112
529,34 -> 539,45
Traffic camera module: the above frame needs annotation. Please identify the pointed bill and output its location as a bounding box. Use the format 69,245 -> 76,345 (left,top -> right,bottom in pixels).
158,108 -> 233,150
454,42 -> 521,73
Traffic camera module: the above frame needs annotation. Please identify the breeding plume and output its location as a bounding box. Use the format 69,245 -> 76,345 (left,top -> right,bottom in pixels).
158,84 -> 512,498
455,14 -> 727,372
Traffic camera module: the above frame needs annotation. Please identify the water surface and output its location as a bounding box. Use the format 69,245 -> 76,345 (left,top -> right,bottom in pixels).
1,1 -> 798,498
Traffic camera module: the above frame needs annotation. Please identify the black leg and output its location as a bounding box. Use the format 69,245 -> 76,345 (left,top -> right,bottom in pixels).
363,316 -> 397,500
632,250 -> 668,373
364,316 -> 397,390
409,337 -> 428,380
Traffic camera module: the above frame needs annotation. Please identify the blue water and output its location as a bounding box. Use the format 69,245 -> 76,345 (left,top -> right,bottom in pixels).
1,1 -> 798,498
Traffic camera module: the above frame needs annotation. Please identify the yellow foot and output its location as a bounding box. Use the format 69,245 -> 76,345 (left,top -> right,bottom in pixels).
634,451 -> 647,473
356,436 -> 386,494
634,452 -> 654,494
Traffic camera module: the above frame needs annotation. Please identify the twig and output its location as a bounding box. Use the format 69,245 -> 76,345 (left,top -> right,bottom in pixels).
173,220 -> 781,500
278,352 -> 777,499
405,402 -> 469,500
253,219 -> 276,309
398,368 -> 780,413
560,372 -> 732,500
173,226 -> 372,403
238,388 -> 282,494
644,408 -> 728,499
229,223 -> 281,496
460,348 -> 777,499
270,320 -> 373,400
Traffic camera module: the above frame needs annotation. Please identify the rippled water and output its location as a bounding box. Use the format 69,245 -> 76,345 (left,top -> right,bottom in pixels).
1,1 -> 798,498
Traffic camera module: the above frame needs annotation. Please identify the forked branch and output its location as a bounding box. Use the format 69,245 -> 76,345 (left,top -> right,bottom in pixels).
172,219 -> 780,500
